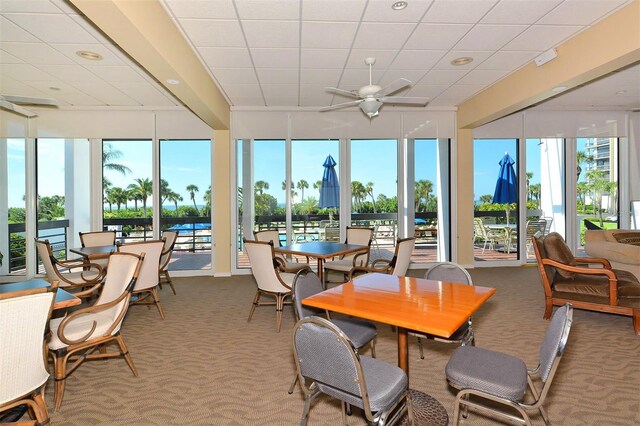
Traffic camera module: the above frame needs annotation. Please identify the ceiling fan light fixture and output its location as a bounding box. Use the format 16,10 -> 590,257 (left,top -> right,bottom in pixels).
392,1 -> 408,10
76,50 -> 103,61
451,56 -> 473,66
360,99 -> 383,118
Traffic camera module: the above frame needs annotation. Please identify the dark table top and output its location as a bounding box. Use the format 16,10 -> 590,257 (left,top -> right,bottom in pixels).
275,241 -> 367,259
0,279 -> 81,310
69,245 -> 117,258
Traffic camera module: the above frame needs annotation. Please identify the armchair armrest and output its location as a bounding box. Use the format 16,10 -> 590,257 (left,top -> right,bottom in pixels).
575,257 -> 612,269
348,259 -> 392,280
350,249 -> 370,267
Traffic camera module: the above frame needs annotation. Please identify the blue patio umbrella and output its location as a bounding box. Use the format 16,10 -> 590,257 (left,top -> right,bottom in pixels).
492,152 -> 518,224
319,155 -> 340,222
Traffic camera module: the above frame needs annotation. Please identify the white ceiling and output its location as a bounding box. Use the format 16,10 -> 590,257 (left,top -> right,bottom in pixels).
0,0 -> 638,112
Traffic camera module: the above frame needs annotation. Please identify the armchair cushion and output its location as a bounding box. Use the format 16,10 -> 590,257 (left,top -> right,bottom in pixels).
612,232 -> 640,246
543,232 -> 577,279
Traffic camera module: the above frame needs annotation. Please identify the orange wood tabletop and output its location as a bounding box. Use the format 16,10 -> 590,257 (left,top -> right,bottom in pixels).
302,272 -> 496,338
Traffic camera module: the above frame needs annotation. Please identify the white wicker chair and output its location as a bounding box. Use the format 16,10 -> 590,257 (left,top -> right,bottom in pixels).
349,237 -> 415,279
253,229 -> 309,272
118,240 -> 165,319
159,231 -> 178,295
79,230 -> 116,270
324,226 -> 373,284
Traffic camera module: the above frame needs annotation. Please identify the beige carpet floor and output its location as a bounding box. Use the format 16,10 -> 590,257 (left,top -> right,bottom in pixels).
43,266 -> 639,425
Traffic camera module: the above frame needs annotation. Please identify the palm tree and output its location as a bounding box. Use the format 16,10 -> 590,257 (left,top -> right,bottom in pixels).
126,184 -> 142,210
576,181 -> 588,212
186,184 -> 199,214
160,179 -> 172,205
108,187 -> 127,211
132,178 -> 152,218
526,172 -> 534,201
203,185 -> 212,217
365,182 -> 376,213
351,181 -> 366,211
254,180 -> 269,195
281,181 -> 297,200
103,178 -> 112,210
414,180 -> 433,212
479,194 -> 493,204
167,191 -> 183,216
313,180 -> 323,196
576,151 -> 594,181
102,143 -> 132,175
297,179 -> 309,201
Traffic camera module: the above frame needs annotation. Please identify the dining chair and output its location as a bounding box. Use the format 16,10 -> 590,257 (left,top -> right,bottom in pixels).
244,239 -> 309,332
118,240 -> 165,319
48,251 -> 144,410
253,229 -> 309,272
79,230 -> 116,270
159,230 -> 178,295
324,226 -> 373,284
292,316 -> 413,426
473,218 -> 506,253
445,304 -> 573,425
0,285 -> 57,425
414,262 -> 474,360
36,238 -> 104,299
288,269 -> 377,394
349,237 -> 415,279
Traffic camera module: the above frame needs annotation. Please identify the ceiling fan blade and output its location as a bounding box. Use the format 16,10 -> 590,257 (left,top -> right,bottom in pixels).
319,99 -> 364,112
0,98 -> 38,117
375,78 -> 412,97
1,95 -> 58,106
325,87 -> 360,98
380,96 -> 429,106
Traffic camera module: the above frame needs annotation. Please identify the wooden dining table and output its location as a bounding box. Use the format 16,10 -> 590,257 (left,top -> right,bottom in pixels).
274,241 -> 367,283
0,279 -> 81,310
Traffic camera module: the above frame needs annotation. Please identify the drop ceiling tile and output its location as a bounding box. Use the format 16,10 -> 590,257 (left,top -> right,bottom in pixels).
339,68 -> 384,86
27,80 -> 105,106
432,50 -> 493,70
222,83 -> 263,98
353,22 -> 415,49
68,14 -> 112,45
378,70 -> 428,87
212,68 -> 258,86
68,81 -> 139,106
0,16 -> 40,42
422,69 -> 469,85
476,51 -> 539,70
38,64 -> 102,82
345,50 -> 398,69
235,0 -> 300,20
163,0 -> 237,19
178,19 -> 245,47
301,22 -> 359,49
0,49 -> 24,64
537,0 -> 629,25
503,25 -> 582,51
49,43 -> 127,66
301,48 -> 349,68
481,0 -> 562,24
362,0 -> 433,23
5,13 -> 98,44
457,68 -> 510,85
430,84 -> 484,105
49,0 -> 78,14
261,84 -> 298,97
301,0 -> 366,22
84,66 -> 147,83
199,47 -> 253,68
265,95 -> 299,106
299,94 -> 334,107
391,50 -> 445,70
300,69 -> 343,85
423,0 -> 498,23
455,25 -> 527,51
243,20 -> 299,48
0,1 -> 62,13
405,23 -> 472,50
0,77 -> 51,98
251,48 -> 298,68
229,96 -> 266,106
406,84 -> 449,98
1,42 -> 74,65
256,68 -> 299,84
109,81 -> 178,106
1,63 -> 54,81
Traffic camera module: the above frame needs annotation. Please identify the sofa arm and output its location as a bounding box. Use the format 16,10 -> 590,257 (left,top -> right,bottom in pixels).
584,241 -> 640,266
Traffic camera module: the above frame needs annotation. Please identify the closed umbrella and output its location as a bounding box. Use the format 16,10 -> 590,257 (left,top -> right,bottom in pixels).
492,152 -> 518,224
319,154 -> 339,223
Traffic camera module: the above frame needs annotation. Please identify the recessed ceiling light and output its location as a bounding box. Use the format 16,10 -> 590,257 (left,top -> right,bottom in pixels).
166,79 -> 180,85
49,87 -> 61,91
76,50 -> 103,61
451,57 -> 473,66
551,86 -> 567,93
392,1 -> 408,10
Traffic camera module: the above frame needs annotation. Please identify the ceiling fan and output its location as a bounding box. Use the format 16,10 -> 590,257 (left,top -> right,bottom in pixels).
0,94 -> 59,117
320,57 -> 429,118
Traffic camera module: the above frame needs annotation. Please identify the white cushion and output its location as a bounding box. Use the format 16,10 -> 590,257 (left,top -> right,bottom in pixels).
325,259 -> 359,272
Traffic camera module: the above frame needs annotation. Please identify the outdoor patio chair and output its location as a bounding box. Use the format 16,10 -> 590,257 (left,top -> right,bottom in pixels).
543,217 -> 554,236
287,269 -> 377,394
79,230 -> 116,270
473,218 -> 506,253
159,230 -> 178,295
253,229 -> 309,272
349,237 -> 415,280
414,262 -> 475,359
118,240 -> 165,319
445,304 -> 573,425
324,226 -> 373,284
292,316 -> 413,425
244,239 -> 309,332
0,285 -> 57,425
36,238 -> 104,299
524,219 -> 547,258
48,251 -> 144,410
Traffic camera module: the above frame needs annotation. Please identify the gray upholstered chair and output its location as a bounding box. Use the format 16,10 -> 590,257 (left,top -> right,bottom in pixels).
414,262 -> 475,359
324,226 -> 373,284
118,240 -> 165,319
288,269 -> 377,394
445,303 -> 573,426
0,285 -> 57,425
292,316 -> 414,425
349,237 -> 415,279
253,229 -> 309,272
159,230 -> 178,295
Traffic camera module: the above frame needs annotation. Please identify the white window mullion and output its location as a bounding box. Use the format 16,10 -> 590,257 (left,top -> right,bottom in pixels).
25,137 -> 37,278
152,115 -> 160,239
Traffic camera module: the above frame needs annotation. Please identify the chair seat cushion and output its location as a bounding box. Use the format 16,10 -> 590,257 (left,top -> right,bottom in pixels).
279,272 -> 297,287
59,270 -> 101,286
445,346 -> 528,402
553,269 -> 640,298
330,317 -> 377,349
324,259 -> 357,272
284,261 -> 309,271
48,312 -> 118,350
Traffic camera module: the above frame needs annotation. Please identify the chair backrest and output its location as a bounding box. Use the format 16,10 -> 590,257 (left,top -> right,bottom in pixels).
254,229 -> 282,247
291,269 -> 325,320
79,230 -> 116,247
543,217 -> 553,235
95,252 -> 143,331
244,239 -> 290,293
292,316 -> 374,418
389,237 -> 415,276
159,231 -> 178,270
526,219 -> 547,238
473,218 -> 488,239
424,261 -> 473,286
35,239 -> 58,281
117,240 -> 164,291
342,226 -> 373,262
0,290 -> 55,405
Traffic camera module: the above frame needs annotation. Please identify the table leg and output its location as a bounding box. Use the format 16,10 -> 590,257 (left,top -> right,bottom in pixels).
317,259 -> 324,286
398,327 -> 409,378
